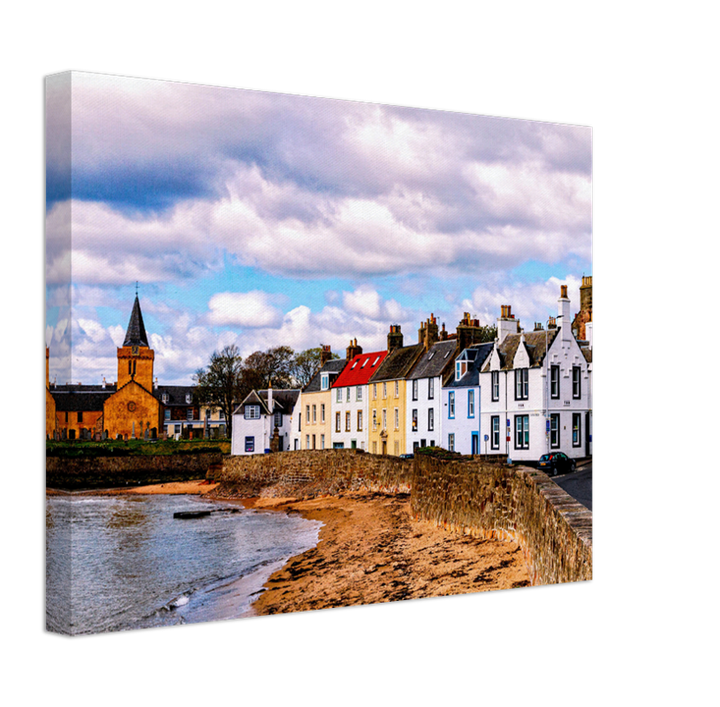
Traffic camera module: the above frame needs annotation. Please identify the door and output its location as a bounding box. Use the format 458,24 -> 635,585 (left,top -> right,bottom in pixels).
471,431 -> 479,455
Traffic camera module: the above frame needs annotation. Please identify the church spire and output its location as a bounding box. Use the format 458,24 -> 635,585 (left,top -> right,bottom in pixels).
123,294 -> 149,347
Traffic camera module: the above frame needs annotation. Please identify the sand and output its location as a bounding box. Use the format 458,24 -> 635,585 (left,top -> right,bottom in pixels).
47,481 -> 532,614
47,480 -> 220,496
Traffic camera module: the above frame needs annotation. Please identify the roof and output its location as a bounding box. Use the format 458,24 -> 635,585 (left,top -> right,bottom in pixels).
155,385 -> 196,406
236,388 -> 300,416
302,358 -> 348,393
369,344 -> 424,383
581,348 -> 592,364
123,295 -> 149,347
445,343 -> 494,388
482,329 -> 559,372
332,350 -> 387,388
51,385 -> 116,412
407,339 -> 458,381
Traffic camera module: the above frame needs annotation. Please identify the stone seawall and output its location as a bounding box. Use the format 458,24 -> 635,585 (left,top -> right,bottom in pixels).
209,449 -> 413,498
211,450 -> 591,586
46,453 -> 224,490
411,456 -> 592,585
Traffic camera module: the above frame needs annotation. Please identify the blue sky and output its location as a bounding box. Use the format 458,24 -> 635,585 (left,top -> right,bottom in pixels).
46,72 -> 591,386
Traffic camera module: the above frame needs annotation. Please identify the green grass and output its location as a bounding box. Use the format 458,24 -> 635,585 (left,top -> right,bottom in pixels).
46,438 -> 230,459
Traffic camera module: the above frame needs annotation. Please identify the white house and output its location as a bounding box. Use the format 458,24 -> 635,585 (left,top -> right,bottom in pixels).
479,287 -> 592,462
231,386 -> 300,455
442,342 -> 494,454
330,348 -> 387,450
406,338 -> 457,452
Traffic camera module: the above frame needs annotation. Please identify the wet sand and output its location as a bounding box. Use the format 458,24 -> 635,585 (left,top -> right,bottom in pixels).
47,481 -> 532,615
46,480 -> 220,496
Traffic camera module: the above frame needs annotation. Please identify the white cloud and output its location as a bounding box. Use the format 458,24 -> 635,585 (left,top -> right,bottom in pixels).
207,291 -> 283,328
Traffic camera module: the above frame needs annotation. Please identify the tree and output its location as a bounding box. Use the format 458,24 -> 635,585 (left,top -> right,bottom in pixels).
291,347 -> 339,388
193,344 -> 243,438
477,324 -> 497,343
241,345 -> 296,391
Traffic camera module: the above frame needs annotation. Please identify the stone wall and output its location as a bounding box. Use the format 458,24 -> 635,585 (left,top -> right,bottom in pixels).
411,456 -> 592,585
209,449 -> 413,499
46,452 -> 224,490
210,450 -> 592,586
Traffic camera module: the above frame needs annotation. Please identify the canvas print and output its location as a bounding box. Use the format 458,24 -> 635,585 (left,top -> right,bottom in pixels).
45,72 -> 592,635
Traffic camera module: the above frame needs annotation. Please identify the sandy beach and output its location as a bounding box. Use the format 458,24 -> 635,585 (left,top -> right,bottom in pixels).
48,481 -> 532,615
47,480 -> 220,496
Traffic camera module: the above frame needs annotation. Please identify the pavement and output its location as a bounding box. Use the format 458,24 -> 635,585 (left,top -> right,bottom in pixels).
552,460 -> 592,511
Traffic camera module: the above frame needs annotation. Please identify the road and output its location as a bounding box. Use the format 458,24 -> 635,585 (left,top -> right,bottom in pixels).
553,461 -> 592,511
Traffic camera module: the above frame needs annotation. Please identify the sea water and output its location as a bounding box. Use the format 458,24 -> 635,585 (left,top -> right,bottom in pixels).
46,494 -> 322,635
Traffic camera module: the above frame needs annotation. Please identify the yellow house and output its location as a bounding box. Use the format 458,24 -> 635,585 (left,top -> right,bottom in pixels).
297,351 -> 347,450
367,326 -> 423,456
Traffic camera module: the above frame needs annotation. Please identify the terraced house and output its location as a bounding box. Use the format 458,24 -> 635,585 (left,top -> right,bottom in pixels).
329,341 -> 386,450
292,346 -> 347,450
232,386 -> 300,455
367,326 -> 423,456
479,286 -> 592,462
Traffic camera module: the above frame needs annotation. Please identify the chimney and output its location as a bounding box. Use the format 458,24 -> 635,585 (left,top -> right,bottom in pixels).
320,344 -> 332,366
558,285 -> 572,343
387,325 -> 404,352
154,376 -> 158,390
102,376 -> 106,389
267,380 -> 273,414
497,305 -> 518,344
46,347 -> 50,389
346,338 -> 363,361
418,313 -> 439,352
534,322 -> 544,331
438,323 -> 448,341
580,276 -> 593,313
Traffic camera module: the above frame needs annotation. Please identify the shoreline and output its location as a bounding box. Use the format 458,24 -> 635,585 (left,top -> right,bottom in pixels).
47,481 -> 532,617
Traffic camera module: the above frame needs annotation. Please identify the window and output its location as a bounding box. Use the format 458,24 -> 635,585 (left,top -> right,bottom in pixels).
492,371 -> 499,401
372,409 -> 377,431
373,384 -> 377,400
515,368 -> 529,400
394,407 -> 399,430
550,413 -> 560,448
306,405 -> 310,424
219,410 -> 224,420
572,413 -> 581,447
449,391 -> 455,419
382,408 -> 387,430
412,379 -> 418,401
573,366 -> 582,399
320,404 -> 325,423
335,412 -> 341,433
428,408 -> 434,431
274,412 -> 282,429
551,365 -> 560,399
306,434 -> 310,449
413,441 -> 420,453
321,373 -> 329,390
312,404 -> 317,424
345,411 -> 351,432
514,415 -> 530,449
206,408 -> 212,419
357,410 -> 363,431
356,386 -> 362,401
245,436 -> 255,453
346,387 -> 351,402
336,388 -> 342,403
428,378 -> 434,400
312,434 -> 316,450
321,434 -> 325,449
383,382 -> 387,399
395,381 -> 399,398
491,416 -> 500,450
185,393 -> 192,404
162,393 -> 169,404
412,408 -> 418,431
468,390 -> 475,418
77,411 -> 83,423
165,409 -> 171,421
187,409 -> 194,421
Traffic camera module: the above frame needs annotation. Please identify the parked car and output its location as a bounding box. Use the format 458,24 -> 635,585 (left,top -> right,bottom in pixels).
538,452 -> 576,476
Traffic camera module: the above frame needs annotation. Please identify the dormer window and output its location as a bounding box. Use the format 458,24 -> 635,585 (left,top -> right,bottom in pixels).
361,359 -> 368,368
244,405 -> 261,420
351,361 -> 358,369
185,393 -> 192,404
455,361 -> 468,381
372,356 -> 380,366
321,373 -> 329,390
161,393 -> 169,404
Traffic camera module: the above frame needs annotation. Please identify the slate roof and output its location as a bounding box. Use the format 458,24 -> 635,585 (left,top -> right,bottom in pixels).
123,295 -> 149,347
445,343 -> 494,389
302,358 -> 348,393
156,385 -> 196,406
482,329 -> 559,372
235,389 -> 300,416
51,385 -> 116,412
407,339 -> 458,382
581,348 -> 592,364
332,350 -> 387,388
369,344 -> 424,383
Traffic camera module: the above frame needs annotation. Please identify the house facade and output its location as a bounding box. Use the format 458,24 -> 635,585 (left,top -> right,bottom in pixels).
292,349 -> 347,450
231,386 -> 300,455
367,326 -> 423,456
329,342 -> 386,450
479,287 -> 592,462
442,343 -> 494,454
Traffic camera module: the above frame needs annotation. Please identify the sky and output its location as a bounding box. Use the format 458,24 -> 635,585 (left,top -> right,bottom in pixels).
46,72 -> 592,386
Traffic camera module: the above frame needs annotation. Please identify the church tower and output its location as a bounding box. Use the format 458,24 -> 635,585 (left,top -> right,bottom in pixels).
117,295 -> 155,391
